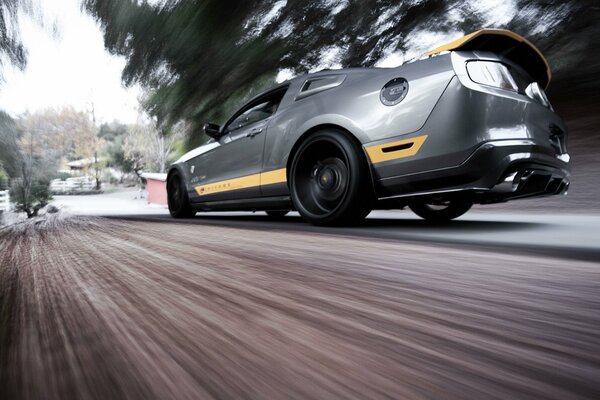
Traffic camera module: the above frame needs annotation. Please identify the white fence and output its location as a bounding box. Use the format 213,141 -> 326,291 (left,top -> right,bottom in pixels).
50,177 -> 96,194
0,190 -> 10,212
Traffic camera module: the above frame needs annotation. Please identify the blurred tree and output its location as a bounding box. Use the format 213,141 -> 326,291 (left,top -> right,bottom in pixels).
98,120 -> 128,141
99,121 -> 135,179
10,118 -> 57,218
17,108 -> 103,162
106,135 -> 134,173
0,0 -> 30,75
0,0 -> 56,80
123,118 -> 183,174
0,166 -> 8,190
84,0 -> 596,147
83,0 -> 420,135
8,108 -> 111,216
0,111 -> 22,178
11,178 -> 51,218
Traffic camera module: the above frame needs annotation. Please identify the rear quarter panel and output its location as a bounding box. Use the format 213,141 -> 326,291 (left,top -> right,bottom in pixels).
262,54 -> 456,173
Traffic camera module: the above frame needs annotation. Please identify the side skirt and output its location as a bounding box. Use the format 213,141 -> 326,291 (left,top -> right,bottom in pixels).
192,196 -> 293,212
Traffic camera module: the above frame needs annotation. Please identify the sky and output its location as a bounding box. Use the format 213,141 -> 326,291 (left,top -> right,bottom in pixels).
0,0 -> 141,124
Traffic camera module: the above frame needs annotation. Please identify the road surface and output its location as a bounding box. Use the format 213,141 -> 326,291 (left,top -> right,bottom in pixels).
106,210 -> 600,262
52,189 -> 600,261
0,214 -> 599,399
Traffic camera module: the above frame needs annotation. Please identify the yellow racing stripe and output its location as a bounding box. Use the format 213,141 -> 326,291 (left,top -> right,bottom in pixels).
260,168 -> 287,186
194,168 -> 287,196
365,135 -> 428,164
194,134 -> 428,197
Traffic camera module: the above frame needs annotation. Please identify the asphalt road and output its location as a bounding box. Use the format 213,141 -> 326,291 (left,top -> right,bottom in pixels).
52,190 -> 600,262
110,210 -> 600,262
0,214 -> 599,399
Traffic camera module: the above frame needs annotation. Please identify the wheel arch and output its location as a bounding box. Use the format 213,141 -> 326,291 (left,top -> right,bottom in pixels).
166,164 -> 187,191
285,124 -> 376,195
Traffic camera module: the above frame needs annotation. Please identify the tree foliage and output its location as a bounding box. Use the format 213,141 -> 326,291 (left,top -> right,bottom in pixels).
99,120 -> 128,142
9,116 -> 58,218
123,119 -> 183,174
10,177 -> 51,218
0,0 -> 55,80
17,107 -> 103,162
83,0 -> 597,143
0,107 -> 108,217
0,110 -> 22,178
0,0 -> 29,72
100,121 -> 134,174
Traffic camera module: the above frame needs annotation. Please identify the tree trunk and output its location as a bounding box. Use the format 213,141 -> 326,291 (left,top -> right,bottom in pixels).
94,151 -> 101,190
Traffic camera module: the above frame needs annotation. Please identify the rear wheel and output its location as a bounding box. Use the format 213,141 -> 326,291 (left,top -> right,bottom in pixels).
290,130 -> 373,226
409,200 -> 472,222
167,172 -> 196,218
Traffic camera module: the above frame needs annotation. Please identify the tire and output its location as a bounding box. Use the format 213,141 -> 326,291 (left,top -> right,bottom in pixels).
409,200 -> 472,222
167,171 -> 196,218
266,210 -> 290,218
290,130 -> 373,226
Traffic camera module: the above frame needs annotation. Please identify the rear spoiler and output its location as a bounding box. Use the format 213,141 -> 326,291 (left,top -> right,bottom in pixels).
426,29 -> 551,89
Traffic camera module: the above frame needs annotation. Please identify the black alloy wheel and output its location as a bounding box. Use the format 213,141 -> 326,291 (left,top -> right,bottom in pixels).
290,130 -> 373,226
167,172 -> 196,218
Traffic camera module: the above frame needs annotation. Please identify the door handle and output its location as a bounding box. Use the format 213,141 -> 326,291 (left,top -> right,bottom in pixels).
246,128 -> 263,138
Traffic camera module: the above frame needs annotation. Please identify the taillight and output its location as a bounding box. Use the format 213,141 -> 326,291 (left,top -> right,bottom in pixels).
466,61 -> 518,92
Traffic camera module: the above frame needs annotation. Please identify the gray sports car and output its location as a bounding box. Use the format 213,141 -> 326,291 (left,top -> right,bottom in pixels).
167,29 -> 570,225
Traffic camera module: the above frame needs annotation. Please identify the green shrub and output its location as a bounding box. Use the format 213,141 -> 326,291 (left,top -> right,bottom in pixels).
55,172 -> 72,181
10,178 -> 53,218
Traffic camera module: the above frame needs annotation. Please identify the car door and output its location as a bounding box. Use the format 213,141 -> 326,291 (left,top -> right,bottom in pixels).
196,100 -> 275,202
183,140 -> 220,203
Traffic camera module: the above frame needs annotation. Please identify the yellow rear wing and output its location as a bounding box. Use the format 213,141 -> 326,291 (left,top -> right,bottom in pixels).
426,29 -> 551,88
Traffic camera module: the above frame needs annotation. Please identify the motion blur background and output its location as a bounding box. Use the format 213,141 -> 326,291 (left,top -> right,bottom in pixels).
1,2 -> 599,399
0,0 -> 598,216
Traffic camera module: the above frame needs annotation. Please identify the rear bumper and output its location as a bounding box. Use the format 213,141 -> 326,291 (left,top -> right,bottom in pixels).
374,139 -> 570,204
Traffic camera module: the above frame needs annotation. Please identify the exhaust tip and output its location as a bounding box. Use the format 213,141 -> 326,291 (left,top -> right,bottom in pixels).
511,171 -> 522,192
491,171 -> 521,194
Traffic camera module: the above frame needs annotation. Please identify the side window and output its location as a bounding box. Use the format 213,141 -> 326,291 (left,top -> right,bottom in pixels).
224,86 -> 288,133
226,100 -> 277,132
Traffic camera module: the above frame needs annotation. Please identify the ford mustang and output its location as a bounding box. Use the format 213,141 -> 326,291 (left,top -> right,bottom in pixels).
167,29 -> 570,225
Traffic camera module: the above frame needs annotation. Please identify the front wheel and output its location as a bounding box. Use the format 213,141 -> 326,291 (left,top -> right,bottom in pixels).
167,172 -> 196,218
409,200 -> 472,222
290,130 -> 373,226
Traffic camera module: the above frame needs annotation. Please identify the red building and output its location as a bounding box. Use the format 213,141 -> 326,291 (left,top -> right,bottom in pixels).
141,173 -> 168,206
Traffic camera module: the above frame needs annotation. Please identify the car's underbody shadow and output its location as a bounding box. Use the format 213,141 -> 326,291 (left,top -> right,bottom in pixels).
181,213 -> 550,233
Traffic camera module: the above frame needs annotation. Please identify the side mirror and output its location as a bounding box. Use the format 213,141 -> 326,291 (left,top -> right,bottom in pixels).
203,122 -> 221,139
